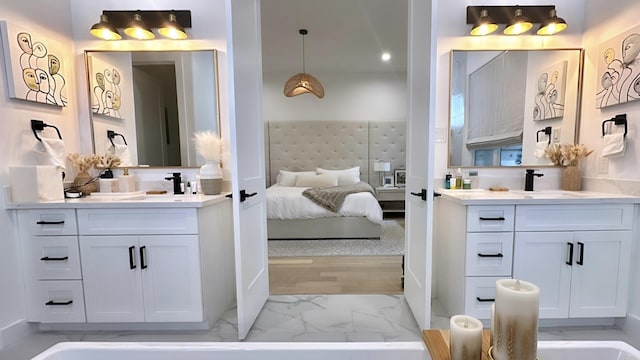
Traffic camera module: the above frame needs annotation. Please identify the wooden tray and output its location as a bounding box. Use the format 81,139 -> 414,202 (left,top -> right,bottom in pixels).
423,329 -> 491,360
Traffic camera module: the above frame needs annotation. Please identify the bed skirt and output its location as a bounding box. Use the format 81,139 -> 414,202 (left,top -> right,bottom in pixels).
267,217 -> 382,240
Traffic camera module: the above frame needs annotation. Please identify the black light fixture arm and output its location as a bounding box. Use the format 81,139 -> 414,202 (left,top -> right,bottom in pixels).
299,29 -> 308,73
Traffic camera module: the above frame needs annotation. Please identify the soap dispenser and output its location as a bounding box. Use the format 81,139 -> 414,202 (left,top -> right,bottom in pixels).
119,168 -> 137,193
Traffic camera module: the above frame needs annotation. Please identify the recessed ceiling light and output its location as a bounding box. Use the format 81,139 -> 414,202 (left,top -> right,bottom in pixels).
381,52 -> 391,62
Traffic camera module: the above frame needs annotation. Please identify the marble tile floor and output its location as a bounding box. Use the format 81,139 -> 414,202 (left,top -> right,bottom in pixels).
2,294 -> 638,359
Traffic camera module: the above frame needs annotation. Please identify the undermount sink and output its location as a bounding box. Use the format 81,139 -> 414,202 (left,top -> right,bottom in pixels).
536,341 -> 640,360
511,190 -> 586,199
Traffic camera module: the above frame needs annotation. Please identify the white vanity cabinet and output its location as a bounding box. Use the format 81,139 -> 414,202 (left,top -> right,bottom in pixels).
513,204 -> 633,319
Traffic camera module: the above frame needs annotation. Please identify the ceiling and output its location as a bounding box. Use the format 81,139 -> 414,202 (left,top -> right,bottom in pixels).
260,0 -> 408,74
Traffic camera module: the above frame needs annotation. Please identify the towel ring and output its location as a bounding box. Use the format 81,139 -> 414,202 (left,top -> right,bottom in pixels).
31,119 -> 62,142
536,126 -> 552,145
602,114 -> 627,137
107,130 -> 128,147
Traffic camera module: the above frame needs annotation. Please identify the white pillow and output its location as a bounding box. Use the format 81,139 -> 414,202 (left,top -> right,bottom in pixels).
277,170 -> 316,186
294,174 -> 339,187
316,167 -> 360,186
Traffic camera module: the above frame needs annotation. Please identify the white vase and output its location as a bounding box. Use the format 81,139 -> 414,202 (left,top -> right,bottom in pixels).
200,160 -> 223,195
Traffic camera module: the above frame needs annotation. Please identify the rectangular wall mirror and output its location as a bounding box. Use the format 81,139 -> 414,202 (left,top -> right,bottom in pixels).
85,50 -> 220,168
448,49 -> 584,168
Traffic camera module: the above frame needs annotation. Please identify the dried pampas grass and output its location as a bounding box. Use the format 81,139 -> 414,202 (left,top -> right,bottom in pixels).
544,143 -> 592,166
193,131 -> 222,162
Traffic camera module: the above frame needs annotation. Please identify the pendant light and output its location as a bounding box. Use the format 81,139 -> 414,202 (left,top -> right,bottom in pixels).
90,14 -> 122,40
504,8 -> 533,35
124,13 -> 155,40
159,13 -> 188,40
284,29 -> 325,98
537,9 -> 567,35
470,9 -> 498,36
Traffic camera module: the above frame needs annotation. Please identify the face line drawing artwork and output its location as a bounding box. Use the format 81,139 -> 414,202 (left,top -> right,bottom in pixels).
91,64 -> 123,119
533,61 -> 567,121
596,26 -> 640,108
0,21 -> 68,106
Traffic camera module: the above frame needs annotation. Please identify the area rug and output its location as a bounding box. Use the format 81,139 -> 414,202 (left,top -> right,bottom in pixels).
268,219 -> 405,257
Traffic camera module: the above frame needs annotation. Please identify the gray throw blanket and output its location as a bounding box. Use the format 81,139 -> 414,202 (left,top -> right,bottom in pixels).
302,182 -> 376,212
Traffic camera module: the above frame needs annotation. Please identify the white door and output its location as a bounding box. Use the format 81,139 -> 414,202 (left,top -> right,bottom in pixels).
569,231 -> 631,318
140,235 -> 203,322
403,0 -> 436,329
513,232 -> 572,318
226,0 -> 270,340
80,235 -> 144,322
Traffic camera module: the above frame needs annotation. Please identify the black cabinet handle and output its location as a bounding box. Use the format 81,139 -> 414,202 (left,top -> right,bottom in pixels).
410,189 -> 427,201
45,300 -> 73,306
566,242 -> 574,266
476,297 -> 495,302
577,242 -> 584,266
140,246 -> 147,269
479,217 -> 505,221
239,190 -> 258,202
40,256 -> 69,261
36,220 -> 65,225
477,253 -> 503,258
128,246 -> 136,269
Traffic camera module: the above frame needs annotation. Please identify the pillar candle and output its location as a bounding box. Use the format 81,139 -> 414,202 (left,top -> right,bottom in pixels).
490,302 -> 495,348
492,279 -> 540,360
450,315 -> 483,360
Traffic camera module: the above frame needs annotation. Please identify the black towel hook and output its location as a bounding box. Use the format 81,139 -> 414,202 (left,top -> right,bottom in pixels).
107,130 -> 128,147
602,114 -> 627,138
31,119 -> 62,142
536,126 -> 552,145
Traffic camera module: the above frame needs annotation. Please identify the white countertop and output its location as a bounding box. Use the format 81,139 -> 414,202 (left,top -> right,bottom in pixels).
436,188 -> 640,205
5,193 -> 231,209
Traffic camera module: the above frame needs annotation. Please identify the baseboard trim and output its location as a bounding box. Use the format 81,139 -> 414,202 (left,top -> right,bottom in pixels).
623,313 -> 640,346
0,319 -> 32,350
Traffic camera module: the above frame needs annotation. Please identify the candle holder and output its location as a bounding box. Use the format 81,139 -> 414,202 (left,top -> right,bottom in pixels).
487,346 -> 540,360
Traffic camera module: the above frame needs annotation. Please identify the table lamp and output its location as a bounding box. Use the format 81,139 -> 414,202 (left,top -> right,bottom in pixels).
374,161 -> 391,187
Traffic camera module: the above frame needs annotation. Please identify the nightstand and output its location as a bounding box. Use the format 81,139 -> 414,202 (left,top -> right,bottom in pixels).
375,187 -> 405,217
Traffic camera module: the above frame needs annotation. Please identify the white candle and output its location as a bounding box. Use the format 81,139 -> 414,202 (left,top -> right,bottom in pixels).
493,279 -> 540,360
449,315 -> 483,360
490,302 -> 495,348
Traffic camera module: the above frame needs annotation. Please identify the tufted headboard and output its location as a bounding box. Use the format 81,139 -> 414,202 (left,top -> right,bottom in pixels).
266,121 -> 406,186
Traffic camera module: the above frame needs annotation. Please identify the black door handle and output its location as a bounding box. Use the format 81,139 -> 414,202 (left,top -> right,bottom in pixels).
410,189 -> 427,201
36,220 -> 65,225
566,242 -> 574,266
40,256 -> 69,261
140,246 -> 147,269
45,300 -> 73,306
477,253 -> 503,258
128,246 -> 136,269
433,191 -> 442,197
576,242 -> 584,265
240,190 -> 258,202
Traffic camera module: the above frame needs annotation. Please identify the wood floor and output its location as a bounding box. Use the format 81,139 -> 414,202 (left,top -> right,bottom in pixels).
269,255 -> 404,294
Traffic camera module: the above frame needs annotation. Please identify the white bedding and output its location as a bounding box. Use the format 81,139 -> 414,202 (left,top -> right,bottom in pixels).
266,184 -> 383,224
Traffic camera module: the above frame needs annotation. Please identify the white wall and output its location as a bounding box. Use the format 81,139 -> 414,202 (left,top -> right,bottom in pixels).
263,71 -> 407,122
0,0 -> 78,347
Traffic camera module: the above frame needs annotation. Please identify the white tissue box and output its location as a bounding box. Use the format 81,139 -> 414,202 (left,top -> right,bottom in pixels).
9,166 -> 64,202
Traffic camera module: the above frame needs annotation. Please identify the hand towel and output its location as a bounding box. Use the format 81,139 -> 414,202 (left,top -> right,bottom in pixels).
107,143 -> 132,166
534,140 -> 548,159
33,138 -> 66,171
602,133 -> 625,158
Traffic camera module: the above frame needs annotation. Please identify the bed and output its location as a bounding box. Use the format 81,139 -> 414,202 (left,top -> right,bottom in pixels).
265,121 -> 406,240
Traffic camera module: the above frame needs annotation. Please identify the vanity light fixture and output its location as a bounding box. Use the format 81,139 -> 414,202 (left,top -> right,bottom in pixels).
470,9 -> 498,36
284,29 -> 325,98
89,10 -> 192,40
466,5 -> 565,36
537,9 -> 567,35
90,14 -> 122,40
503,8 -> 533,35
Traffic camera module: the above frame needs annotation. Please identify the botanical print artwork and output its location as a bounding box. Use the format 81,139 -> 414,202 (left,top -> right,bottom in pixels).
89,54 -> 123,119
596,25 -> 640,108
532,61 -> 567,121
0,21 -> 68,107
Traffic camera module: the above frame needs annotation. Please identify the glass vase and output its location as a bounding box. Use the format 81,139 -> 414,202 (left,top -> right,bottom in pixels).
561,165 -> 581,191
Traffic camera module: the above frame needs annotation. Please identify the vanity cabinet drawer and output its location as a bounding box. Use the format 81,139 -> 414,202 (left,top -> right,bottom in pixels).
77,208 -> 198,235
30,236 -> 81,280
465,232 -> 513,276
464,276 -> 510,319
18,209 -> 77,236
515,204 -> 634,231
466,206 -> 514,232
37,280 -> 86,323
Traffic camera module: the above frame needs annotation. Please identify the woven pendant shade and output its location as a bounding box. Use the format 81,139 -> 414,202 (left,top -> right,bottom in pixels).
284,29 -> 324,98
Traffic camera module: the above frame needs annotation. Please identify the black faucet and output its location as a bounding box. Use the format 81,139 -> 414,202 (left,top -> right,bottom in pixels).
524,169 -> 544,191
165,172 -> 184,194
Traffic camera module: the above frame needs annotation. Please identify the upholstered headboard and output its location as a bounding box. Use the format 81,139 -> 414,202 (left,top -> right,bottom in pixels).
266,121 -> 406,186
